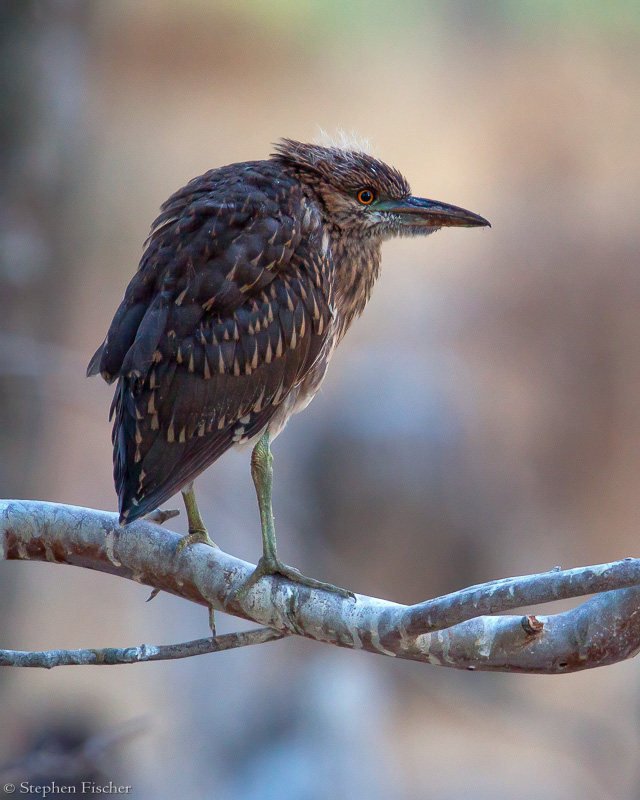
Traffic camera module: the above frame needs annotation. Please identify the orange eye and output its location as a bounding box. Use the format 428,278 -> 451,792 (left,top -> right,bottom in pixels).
357,188 -> 375,205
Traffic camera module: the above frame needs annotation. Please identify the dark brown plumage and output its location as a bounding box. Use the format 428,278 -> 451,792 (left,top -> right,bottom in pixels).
88,137 -> 489,596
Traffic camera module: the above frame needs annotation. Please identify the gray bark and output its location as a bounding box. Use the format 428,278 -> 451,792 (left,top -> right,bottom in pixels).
2,499 -> 640,673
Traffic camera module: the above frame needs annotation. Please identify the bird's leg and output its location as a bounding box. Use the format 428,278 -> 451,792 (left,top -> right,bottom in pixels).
176,483 -> 219,634
252,432 -> 277,562
235,431 -> 354,601
175,482 -> 218,552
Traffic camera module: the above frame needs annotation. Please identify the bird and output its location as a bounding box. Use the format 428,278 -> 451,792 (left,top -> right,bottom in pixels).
87,137 -> 490,599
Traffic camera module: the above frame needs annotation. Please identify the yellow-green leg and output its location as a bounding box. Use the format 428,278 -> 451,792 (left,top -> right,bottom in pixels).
235,431 -> 354,600
175,482 -> 218,553
174,482 -> 218,633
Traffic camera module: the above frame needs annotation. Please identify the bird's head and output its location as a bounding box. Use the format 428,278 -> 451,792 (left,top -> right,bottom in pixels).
272,137 -> 490,240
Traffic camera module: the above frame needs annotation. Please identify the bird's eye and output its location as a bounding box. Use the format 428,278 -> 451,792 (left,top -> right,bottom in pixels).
357,188 -> 375,205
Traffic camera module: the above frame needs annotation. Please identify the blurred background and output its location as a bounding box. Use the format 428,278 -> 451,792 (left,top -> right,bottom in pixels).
2,0 -> 640,797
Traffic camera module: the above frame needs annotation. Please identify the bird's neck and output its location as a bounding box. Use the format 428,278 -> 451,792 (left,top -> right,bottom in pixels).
330,235 -> 382,334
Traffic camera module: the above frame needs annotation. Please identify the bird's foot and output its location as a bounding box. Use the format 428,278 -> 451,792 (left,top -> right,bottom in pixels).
234,555 -> 355,603
175,527 -> 219,554
174,526 -> 219,635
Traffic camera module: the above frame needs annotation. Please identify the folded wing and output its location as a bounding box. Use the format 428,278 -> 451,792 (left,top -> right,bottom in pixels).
88,163 -> 333,522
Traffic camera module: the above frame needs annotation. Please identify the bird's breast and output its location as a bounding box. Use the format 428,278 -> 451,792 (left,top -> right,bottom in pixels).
330,237 -> 382,330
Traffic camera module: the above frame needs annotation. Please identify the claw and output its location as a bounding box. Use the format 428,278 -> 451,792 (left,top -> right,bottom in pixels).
175,529 -> 219,554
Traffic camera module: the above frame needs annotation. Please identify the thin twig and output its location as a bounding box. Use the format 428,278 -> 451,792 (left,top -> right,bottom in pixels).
0,627 -> 286,668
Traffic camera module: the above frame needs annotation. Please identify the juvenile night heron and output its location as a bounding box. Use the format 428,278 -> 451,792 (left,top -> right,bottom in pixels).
88,138 -> 489,598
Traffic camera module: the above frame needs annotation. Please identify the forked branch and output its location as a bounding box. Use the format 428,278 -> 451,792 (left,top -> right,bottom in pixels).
2,499 -> 640,673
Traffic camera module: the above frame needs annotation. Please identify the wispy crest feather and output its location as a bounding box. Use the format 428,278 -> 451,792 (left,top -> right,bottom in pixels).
314,128 -> 372,155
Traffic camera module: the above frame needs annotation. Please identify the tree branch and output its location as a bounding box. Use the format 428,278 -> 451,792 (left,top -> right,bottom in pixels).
2,499 -> 640,673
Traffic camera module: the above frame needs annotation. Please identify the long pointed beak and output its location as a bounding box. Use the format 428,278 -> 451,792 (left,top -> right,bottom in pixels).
381,196 -> 490,229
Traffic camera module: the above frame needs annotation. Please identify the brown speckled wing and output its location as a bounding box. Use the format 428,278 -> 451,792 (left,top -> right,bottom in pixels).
89,161 -> 333,522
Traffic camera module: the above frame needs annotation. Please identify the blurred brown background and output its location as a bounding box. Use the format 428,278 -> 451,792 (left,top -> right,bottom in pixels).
2,1 -> 640,797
